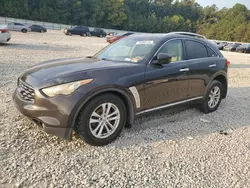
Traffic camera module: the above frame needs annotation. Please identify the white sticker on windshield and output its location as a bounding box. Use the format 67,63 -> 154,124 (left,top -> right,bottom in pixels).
136,41 -> 154,45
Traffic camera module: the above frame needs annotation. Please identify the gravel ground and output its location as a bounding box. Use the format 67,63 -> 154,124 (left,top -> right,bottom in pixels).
1,31 -> 250,188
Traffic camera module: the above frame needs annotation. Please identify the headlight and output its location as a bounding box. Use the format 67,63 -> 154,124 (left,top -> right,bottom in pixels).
42,79 -> 93,97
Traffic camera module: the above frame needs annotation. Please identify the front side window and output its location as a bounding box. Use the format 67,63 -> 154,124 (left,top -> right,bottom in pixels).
185,40 -> 208,59
158,40 -> 183,63
94,36 -> 160,63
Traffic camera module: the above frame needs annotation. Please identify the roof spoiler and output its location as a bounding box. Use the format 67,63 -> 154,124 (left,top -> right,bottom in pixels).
168,32 -> 207,39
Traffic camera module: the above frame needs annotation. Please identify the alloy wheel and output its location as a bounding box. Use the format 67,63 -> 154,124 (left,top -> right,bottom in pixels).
89,103 -> 120,139
208,86 -> 221,108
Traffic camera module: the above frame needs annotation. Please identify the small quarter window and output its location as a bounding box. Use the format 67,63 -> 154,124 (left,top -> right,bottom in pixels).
207,47 -> 218,57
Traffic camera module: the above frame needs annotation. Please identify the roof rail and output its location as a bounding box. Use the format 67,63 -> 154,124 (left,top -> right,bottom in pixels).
168,32 -> 207,39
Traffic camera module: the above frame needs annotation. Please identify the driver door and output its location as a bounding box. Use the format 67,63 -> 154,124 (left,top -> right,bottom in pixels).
144,39 -> 190,110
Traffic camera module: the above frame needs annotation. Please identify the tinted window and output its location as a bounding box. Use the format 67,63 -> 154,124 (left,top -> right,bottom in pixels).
158,40 -> 183,62
124,33 -> 133,36
82,27 -> 89,31
185,40 -> 208,59
15,23 -> 24,26
207,47 -> 218,57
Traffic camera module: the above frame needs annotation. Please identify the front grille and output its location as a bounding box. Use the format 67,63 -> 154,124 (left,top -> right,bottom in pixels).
18,79 -> 35,102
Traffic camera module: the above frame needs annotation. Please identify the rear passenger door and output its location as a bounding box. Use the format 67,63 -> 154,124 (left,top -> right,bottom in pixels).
184,39 -> 220,98
31,25 -> 38,32
92,28 -> 99,36
13,23 -> 20,31
15,23 -> 24,31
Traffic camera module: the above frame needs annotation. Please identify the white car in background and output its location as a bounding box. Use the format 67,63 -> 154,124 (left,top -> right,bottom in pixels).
7,22 -> 31,33
0,25 -> 11,43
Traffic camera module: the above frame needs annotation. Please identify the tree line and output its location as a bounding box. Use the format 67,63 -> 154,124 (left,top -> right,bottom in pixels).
0,0 -> 250,42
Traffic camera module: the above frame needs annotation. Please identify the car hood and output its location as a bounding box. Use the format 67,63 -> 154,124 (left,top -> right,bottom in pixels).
20,57 -> 141,87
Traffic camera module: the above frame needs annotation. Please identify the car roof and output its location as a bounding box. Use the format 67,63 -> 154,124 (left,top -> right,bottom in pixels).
128,33 -> 221,54
130,33 -> 208,43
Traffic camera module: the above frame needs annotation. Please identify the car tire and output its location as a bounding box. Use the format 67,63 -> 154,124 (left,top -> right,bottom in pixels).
81,33 -> 87,37
68,32 -> 72,36
41,30 -> 45,33
100,35 -> 103,38
75,94 -> 127,146
199,80 -> 223,114
21,29 -> 27,33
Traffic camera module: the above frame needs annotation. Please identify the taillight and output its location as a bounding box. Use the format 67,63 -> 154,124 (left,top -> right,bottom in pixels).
0,29 -> 8,33
226,60 -> 230,67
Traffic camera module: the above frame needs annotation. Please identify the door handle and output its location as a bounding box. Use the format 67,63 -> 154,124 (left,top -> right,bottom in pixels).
179,68 -> 189,72
209,64 -> 216,68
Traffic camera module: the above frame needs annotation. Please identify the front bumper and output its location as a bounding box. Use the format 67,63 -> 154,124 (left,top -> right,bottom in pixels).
12,88 -> 74,140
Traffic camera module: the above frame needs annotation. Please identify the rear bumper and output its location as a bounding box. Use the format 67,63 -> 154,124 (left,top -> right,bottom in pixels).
0,32 -> 11,42
12,88 -> 73,140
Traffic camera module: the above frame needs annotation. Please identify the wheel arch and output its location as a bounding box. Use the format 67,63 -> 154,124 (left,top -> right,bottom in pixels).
69,88 -> 136,132
207,72 -> 228,99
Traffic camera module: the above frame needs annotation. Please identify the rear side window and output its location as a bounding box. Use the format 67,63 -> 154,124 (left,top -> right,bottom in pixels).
83,27 -> 89,31
185,40 -> 208,59
207,47 -> 218,57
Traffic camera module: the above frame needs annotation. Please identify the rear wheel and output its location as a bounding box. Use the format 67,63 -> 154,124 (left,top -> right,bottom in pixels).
21,29 -> 27,33
81,33 -> 87,37
68,32 -> 72,36
75,94 -> 127,146
199,80 -> 223,114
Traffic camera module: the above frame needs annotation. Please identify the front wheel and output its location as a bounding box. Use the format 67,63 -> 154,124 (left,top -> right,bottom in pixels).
199,80 -> 223,114
75,94 -> 127,146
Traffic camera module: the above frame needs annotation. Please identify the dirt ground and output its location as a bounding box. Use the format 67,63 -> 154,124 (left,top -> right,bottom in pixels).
1,31 -> 250,188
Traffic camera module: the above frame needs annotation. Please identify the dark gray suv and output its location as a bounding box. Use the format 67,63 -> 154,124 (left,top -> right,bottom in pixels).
13,32 -> 230,146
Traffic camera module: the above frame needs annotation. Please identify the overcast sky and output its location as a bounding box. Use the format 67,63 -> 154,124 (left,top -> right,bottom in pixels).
196,0 -> 250,9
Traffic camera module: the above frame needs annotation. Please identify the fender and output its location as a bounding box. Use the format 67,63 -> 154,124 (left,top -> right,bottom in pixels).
68,87 -> 136,132
204,70 -> 228,98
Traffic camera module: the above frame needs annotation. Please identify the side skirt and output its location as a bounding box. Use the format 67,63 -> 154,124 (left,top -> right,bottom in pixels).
136,96 -> 203,116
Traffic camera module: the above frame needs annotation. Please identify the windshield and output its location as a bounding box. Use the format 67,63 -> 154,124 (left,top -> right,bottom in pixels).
93,36 -> 160,63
